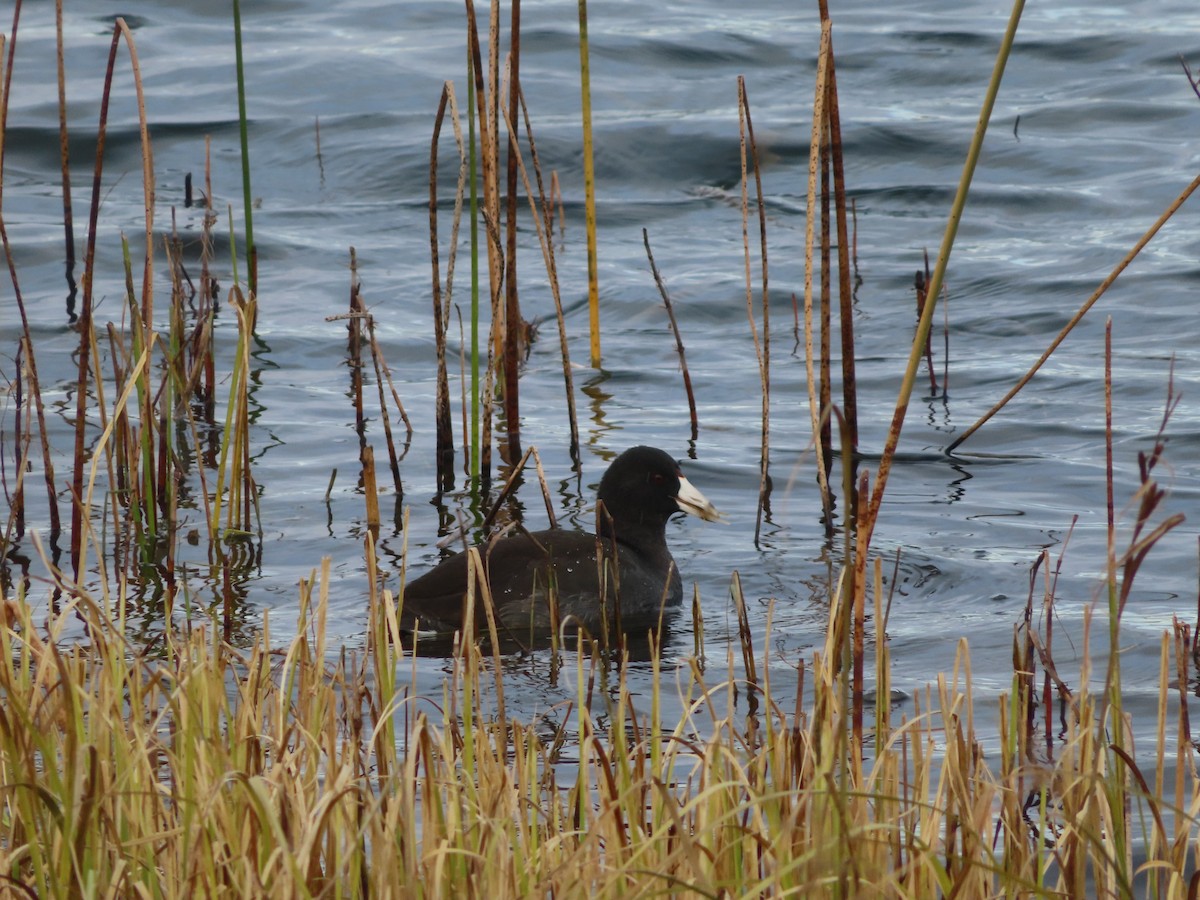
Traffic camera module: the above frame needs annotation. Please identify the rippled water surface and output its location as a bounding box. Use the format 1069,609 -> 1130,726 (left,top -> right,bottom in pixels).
5,2 -> 1200,760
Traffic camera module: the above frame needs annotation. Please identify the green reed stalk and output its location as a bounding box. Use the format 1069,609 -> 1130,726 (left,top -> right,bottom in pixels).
232,0 -> 255,295
845,0 -> 1025,650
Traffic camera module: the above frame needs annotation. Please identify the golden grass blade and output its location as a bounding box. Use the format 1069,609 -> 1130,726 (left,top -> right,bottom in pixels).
947,170 -> 1200,453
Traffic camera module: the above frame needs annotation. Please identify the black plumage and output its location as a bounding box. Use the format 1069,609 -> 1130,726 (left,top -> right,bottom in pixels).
400,446 -> 720,640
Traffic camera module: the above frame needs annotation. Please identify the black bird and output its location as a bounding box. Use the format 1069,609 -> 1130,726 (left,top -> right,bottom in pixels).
400,446 -> 721,640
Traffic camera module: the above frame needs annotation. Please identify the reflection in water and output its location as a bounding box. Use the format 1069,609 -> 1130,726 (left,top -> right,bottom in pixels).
581,369 -> 615,454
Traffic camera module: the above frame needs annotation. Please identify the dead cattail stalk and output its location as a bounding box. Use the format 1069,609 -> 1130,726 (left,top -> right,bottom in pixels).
1,18 -> 62,547
430,87 -> 457,491
550,170 -> 565,240
478,444 -> 556,536
502,3 -> 524,460
73,18 -> 154,576
642,229 -> 698,441
500,84 -> 580,466
819,6 -> 860,470
819,107 -> 833,494
364,311 -> 404,497
363,445 -> 380,534
464,0 -> 507,476
2,250 -> 59,542
737,77 -> 771,546
801,23 -> 835,535
731,572 -> 759,712
54,0 -> 78,319
915,250 -> 937,396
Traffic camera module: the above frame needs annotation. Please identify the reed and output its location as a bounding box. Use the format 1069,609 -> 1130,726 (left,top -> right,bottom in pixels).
1,11 -> 61,551
503,83 -> 581,465
642,228 -> 698,441
818,0 -> 859,468
576,0 -> 600,367
801,20 -> 836,532
737,77 -> 772,547
4,2 -> 1200,897
4,433 -> 1195,898
946,169 -> 1200,452
430,82 -> 467,490
232,0 -> 256,295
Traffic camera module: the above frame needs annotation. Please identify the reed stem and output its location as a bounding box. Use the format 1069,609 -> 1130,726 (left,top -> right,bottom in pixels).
577,0 -> 600,367
232,0 -> 255,295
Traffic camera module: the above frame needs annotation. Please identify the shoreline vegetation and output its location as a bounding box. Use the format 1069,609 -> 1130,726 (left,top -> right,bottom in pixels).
3,0 -> 1200,896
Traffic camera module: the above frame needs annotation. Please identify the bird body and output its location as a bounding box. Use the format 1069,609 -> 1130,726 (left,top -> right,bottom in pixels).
400,446 -> 720,641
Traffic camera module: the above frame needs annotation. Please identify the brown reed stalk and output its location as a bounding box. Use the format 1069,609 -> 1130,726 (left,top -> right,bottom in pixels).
6,340 -> 28,540
73,18 -> 154,578
1181,55 -> 1200,101
642,228 -> 698,441
369,324 -> 414,440
550,170 -> 565,239
119,235 -> 160,551
737,77 -> 771,546
730,572 -> 759,709
347,250 -> 367,445
478,444 -> 556,536
819,110 -> 833,487
178,138 -> 219,428
790,291 -> 800,351
851,197 -> 859,271
104,322 -> 131,509
801,23 -> 835,532
820,0 -> 859,465
429,87 -> 457,491
427,81 -> 468,475
915,251 -> 938,395
456,306 -> 469,474
947,171 -> 1200,452
364,307 -> 404,496
502,1 -> 524,460
1,14 -> 61,544
363,445 -> 380,534
0,16 -> 12,204
505,84 -> 580,465
53,0 -> 77,318
1,232 -> 58,541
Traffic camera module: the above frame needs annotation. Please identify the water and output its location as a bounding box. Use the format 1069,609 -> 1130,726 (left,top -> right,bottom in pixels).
4,1 -> 1200,770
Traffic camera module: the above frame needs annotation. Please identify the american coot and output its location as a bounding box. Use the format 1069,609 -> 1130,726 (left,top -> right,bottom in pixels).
400,446 -> 721,640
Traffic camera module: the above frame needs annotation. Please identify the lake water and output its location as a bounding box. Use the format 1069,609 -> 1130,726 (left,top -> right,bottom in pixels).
4,0 -> 1200,770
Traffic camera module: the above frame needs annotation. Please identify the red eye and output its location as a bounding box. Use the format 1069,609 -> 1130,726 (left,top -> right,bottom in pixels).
652,473 -> 665,483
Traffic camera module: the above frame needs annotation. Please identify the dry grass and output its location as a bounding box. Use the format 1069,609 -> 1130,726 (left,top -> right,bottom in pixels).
1,525 -> 1198,898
